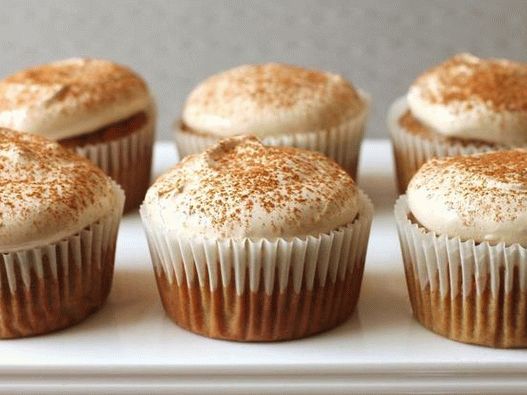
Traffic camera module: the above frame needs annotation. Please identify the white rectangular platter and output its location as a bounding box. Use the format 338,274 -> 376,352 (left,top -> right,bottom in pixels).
1,140 -> 526,394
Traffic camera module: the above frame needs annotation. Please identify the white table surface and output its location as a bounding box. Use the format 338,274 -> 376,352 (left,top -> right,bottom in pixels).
1,140 -> 527,394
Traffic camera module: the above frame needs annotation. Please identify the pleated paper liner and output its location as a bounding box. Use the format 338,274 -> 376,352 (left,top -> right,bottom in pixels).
141,191 -> 373,342
174,93 -> 370,180
387,97 -> 508,194
395,196 -> 527,348
0,184 -> 124,339
75,106 -> 156,212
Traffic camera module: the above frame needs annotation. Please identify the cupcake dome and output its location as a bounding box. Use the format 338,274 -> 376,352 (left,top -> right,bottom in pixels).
408,53 -> 527,145
0,129 -> 120,251
0,58 -> 151,141
182,63 -> 365,138
407,149 -> 527,245
143,135 -> 360,238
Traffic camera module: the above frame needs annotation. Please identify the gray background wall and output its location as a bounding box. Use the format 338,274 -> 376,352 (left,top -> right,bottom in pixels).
0,0 -> 525,139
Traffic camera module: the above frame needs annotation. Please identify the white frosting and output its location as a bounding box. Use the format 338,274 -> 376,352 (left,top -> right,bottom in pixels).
142,136 -> 360,238
0,129 -> 122,252
407,53 -> 527,145
181,63 -> 366,138
407,150 -> 527,245
0,58 -> 153,140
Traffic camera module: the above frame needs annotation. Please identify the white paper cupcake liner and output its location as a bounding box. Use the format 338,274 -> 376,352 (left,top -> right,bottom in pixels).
75,106 -> 156,211
388,97 -> 508,193
395,196 -> 527,348
141,190 -> 373,341
174,93 -> 370,179
0,184 -> 124,339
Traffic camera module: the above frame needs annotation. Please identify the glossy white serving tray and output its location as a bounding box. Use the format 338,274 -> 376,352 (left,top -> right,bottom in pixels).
1,140 -> 526,394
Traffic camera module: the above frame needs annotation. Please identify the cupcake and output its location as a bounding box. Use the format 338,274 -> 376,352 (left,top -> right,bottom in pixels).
0,58 -> 156,212
389,53 -> 527,193
395,149 -> 527,348
174,63 -> 369,179
141,136 -> 373,341
0,128 -> 124,338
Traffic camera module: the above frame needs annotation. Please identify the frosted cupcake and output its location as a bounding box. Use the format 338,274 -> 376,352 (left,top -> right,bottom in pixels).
0,58 -> 156,211
141,136 -> 373,341
395,149 -> 527,348
389,53 -> 527,193
0,129 -> 124,338
174,63 -> 369,178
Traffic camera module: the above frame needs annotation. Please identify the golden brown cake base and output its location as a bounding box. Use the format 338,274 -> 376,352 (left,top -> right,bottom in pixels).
61,111 -> 154,212
113,149 -> 152,213
0,245 -> 116,339
404,265 -> 527,348
155,260 -> 365,342
59,112 -> 147,148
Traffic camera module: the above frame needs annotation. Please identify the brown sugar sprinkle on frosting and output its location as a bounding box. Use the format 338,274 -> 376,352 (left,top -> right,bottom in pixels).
0,128 -> 117,250
0,58 -> 153,141
448,150 -> 527,185
193,63 -> 359,109
145,136 -> 360,238
410,149 -> 527,226
0,58 -> 147,112
182,63 -> 365,137
414,53 -> 527,112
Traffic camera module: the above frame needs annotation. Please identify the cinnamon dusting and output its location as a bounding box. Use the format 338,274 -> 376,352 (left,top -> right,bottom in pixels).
415,54 -> 527,112
151,136 -> 358,237
182,63 -> 364,135
0,128 -> 115,247
0,58 -> 147,112
411,149 -> 527,226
